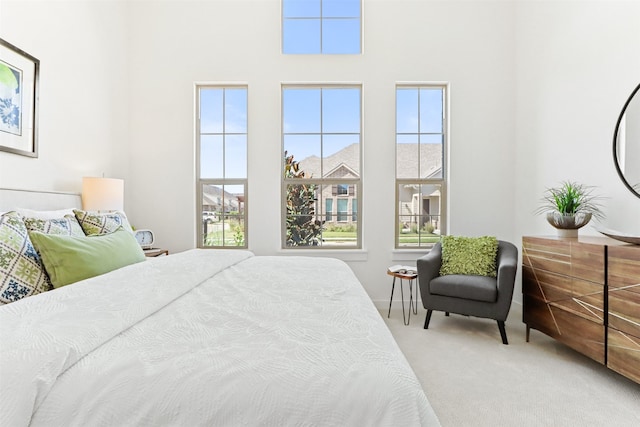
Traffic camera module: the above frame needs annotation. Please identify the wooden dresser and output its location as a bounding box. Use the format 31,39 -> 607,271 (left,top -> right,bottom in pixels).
522,236 -> 640,384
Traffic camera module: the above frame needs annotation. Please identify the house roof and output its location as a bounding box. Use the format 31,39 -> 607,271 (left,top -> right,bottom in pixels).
202,185 -> 240,209
296,142 -> 442,179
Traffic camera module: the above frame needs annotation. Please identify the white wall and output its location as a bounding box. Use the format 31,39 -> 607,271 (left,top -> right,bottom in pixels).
1,0 -> 638,309
125,0 -> 517,307
0,0 -> 129,193
514,1 -> 640,242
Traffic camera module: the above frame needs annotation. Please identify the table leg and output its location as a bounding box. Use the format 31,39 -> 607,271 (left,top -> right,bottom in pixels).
409,278 -> 418,315
401,278 -> 410,325
414,277 -> 419,314
387,276 -> 396,318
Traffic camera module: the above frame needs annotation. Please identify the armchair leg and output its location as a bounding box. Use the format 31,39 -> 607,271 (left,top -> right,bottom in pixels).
497,320 -> 508,345
424,309 -> 433,329
445,312 -> 450,317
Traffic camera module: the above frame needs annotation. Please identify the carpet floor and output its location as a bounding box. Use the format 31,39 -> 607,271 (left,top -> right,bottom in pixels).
382,303 -> 640,427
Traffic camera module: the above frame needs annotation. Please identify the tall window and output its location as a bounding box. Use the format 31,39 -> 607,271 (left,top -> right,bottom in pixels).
396,85 -> 447,248
282,85 -> 361,248
196,85 -> 248,248
282,0 -> 361,54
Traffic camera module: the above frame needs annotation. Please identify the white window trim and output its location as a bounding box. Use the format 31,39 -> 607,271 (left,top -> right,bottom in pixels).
281,83 -> 363,249
195,83 -> 249,249
394,82 -> 449,250
281,0 -> 364,55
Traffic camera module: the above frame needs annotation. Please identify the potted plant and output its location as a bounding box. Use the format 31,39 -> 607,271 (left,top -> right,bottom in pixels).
535,181 -> 605,237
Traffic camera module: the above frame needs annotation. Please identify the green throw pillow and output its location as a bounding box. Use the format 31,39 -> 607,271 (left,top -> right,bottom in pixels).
29,227 -> 146,288
439,235 -> 498,277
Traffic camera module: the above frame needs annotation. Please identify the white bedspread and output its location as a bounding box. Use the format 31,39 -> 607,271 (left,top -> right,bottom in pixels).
0,249 -> 439,426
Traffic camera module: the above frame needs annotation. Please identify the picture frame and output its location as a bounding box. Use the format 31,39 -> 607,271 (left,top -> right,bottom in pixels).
0,37 -> 39,158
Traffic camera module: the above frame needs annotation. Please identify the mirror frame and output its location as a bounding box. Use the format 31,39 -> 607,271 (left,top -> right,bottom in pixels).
613,82 -> 640,199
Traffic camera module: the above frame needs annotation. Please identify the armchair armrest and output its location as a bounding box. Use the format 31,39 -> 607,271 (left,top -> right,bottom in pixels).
495,241 -> 518,311
417,243 -> 442,292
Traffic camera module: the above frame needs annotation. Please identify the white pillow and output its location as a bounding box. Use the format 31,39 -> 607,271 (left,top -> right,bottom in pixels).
14,208 -> 76,220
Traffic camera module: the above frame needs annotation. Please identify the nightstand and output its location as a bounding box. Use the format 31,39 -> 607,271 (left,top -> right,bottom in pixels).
143,248 -> 169,257
386,269 -> 419,326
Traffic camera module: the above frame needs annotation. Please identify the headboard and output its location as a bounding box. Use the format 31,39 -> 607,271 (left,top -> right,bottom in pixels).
0,187 -> 82,212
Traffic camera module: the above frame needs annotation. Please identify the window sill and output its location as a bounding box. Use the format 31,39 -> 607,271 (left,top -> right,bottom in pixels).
391,248 -> 431,262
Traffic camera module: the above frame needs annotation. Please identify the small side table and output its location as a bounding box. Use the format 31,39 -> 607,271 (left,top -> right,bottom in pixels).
144,248 -> 169,257
387,270 -> 419,325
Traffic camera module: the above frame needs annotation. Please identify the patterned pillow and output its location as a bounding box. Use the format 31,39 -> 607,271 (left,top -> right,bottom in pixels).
73,209 -> 133,236
23,215 -> 85,236
0,212 -> 52,305
439,235 -> 499,278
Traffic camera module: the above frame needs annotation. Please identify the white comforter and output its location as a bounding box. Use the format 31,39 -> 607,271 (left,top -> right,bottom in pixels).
0,249 -> 439,426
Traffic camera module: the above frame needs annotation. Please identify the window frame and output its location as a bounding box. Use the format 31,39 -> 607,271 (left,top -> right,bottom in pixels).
395,83 -> 448,249
281,83 -> 363,249
195,84 -> 249,249
281,0 -> 363,55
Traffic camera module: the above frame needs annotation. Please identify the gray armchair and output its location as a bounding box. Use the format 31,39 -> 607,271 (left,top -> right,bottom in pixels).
417,240 -> 518,344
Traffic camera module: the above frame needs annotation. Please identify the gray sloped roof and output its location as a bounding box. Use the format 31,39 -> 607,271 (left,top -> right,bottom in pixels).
296,142 -> 441,179
202,185 -> 239,210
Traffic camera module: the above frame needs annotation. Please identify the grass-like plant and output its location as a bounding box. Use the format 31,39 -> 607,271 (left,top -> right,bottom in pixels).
535,181 -> 605,220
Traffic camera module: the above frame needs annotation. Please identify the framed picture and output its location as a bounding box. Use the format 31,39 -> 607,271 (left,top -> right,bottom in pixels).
0,38 -> 39,158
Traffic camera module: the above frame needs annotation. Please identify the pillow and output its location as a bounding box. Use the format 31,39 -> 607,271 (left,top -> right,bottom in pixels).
23,215 -> 85,237
73,209 -> 134,236
14,208 -> 76,220
0,212 -> 52,304
439,235 -> 498,277
28,227 -> 146,288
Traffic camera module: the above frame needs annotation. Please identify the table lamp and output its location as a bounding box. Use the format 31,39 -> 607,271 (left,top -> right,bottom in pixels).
82,177 -> 124,212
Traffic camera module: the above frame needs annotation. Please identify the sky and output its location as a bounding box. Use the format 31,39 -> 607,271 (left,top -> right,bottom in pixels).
282,0 -> 361,54
199,86 -> 444,181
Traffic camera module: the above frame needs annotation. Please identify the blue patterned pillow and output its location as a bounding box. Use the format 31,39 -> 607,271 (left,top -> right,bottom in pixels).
23,215 -> 85,236
73,209 -> 133,236
0,212 -> 52,304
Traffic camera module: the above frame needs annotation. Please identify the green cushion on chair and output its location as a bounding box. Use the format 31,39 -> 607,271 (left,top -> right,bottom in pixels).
439,235 -> 498,277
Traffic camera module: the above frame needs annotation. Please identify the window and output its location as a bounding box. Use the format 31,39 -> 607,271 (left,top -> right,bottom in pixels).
352,198 -> 357,222
196,85 -> 248,248
337,198 -> 348,222
396,85 -> 447,248
282,85 -> 361,248
282,0 -> 361,54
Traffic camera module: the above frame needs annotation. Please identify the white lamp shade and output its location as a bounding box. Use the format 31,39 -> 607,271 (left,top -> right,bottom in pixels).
82,177 -> 124,211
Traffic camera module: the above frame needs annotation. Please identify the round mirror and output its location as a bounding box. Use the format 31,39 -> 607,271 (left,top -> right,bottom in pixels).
613,83 -> 640,198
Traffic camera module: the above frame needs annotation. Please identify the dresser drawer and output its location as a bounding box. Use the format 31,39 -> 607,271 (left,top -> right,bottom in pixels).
608,245 -> 640,339
607,327 -> 640,384
523,237 -> 605,284
523,266 -> 604,323
523,237 -> 571,276
609,285 -> 640,338
524,294 -> 605,364
608,245 -> 640,288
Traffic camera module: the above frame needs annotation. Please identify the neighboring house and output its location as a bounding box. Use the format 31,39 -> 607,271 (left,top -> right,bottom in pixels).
397,142 -> 443,231
297,142 -> 442,228
202,185 -> 242,217
298,143 -> 360,226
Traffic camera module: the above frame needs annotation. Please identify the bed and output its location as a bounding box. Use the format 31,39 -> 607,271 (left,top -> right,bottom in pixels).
0,189 -> 440,426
